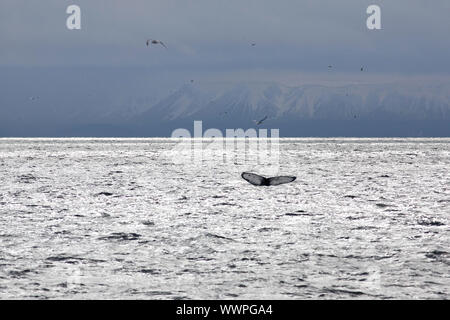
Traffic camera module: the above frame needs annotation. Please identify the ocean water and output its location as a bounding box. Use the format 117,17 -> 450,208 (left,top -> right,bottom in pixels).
0,138 -> 449,299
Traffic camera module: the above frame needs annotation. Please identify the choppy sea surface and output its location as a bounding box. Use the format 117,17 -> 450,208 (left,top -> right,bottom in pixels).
0,138 -> 449,299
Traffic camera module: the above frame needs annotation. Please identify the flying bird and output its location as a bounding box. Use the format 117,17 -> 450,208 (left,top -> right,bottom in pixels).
251,43 -> 256,46
146,39 -> 167,49
253,115 -> 268,125
360,67 -> 364,71
241,172 -> 296,186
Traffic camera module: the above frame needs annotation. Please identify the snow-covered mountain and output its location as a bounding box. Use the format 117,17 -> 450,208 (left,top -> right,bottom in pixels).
2,77 -> 449,136
140,84 -> 218,121
136,81 -> 450,123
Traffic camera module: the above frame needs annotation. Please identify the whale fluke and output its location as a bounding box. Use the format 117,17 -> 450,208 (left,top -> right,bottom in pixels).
241,172 -> 296,186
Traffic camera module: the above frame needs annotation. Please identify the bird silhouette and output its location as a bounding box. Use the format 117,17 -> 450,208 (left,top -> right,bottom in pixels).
146,39 -> 167,49
253,115 -> 268,125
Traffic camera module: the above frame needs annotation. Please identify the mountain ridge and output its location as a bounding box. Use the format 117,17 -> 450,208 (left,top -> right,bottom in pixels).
134,81 -> 450,123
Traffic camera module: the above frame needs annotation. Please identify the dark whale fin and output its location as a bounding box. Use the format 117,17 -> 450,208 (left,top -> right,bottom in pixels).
267,176 -> 296,186
241,172 -> 296,186
241,172 -> 267,186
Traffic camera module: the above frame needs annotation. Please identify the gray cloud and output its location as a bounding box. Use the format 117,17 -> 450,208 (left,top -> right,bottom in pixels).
1,0 -> 449,74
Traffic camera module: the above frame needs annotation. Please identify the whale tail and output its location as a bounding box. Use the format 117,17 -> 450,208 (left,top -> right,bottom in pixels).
241,172 -> 296,186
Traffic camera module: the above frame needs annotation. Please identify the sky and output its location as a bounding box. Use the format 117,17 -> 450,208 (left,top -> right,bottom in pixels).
1,0 -> 450,75
1,1 -> 450,136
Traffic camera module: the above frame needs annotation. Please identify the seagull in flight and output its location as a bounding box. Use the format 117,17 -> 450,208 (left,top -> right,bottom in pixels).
146,39 -> 167,49
253,115 -> 268,125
